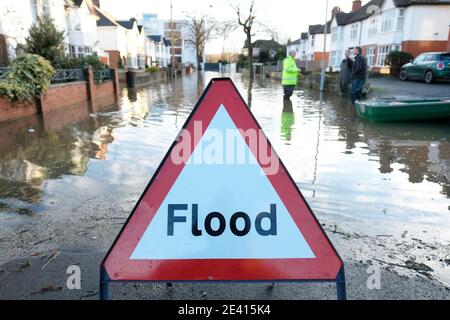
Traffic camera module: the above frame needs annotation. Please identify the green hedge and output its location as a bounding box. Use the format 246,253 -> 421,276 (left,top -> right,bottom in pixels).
0,54 -> 54,102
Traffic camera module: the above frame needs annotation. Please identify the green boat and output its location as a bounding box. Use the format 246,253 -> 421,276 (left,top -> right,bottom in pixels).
355,98 -> 450,122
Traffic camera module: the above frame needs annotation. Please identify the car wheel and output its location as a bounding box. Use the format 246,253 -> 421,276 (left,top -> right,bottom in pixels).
399,69 -> 408,81
424,70 -> 435,84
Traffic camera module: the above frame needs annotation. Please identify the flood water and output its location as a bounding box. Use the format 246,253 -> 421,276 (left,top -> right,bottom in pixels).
1,72 -> 450,285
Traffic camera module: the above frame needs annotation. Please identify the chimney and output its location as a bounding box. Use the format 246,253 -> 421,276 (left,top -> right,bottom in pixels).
92,0 -> 100,8
352,0 -> 362,12
331,6 -> 341,18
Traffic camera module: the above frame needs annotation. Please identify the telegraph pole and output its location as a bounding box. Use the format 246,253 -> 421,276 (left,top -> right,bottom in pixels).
320,0 -> 329,92
170,0 -> 175,74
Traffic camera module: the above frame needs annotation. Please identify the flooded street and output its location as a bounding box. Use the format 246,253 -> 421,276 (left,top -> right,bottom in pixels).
1,72 -> 450,294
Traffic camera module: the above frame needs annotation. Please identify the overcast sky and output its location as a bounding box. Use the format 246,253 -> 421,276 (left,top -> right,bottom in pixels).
100,0 -> 354,53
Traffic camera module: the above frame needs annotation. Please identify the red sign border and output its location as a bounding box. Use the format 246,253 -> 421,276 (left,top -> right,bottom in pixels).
101,78 -> 343,282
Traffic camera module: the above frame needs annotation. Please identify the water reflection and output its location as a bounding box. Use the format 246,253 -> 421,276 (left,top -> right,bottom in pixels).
281,99 -> 295,142
0,72 -> 449,217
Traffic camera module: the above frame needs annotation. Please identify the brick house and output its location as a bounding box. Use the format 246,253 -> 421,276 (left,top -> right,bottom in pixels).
328,0 -> 450,72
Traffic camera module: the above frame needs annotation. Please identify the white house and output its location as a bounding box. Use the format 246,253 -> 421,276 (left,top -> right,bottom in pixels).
286,33 -> 308,60
66,0 -> 105,60
148,35 -> 170,67
329,0 -> 450,72
116,19 -> 140,69
94,5 -> 128,69
0,0 -> 105,64
305,23 -> 331,63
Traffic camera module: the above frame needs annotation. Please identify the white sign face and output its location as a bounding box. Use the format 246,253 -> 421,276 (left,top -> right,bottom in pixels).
131,105 -> 315,260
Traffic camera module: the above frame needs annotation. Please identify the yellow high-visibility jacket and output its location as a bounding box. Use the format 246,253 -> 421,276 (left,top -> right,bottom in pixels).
282,56 -> 298,86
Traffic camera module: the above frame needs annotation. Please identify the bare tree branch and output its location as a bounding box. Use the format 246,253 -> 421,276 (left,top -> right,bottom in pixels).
230,0 -> 258,80
182,14 -> 219,70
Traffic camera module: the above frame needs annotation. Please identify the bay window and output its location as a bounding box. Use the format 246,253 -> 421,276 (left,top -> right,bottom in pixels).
381,10 -> 395,32
368,17 -> 378,37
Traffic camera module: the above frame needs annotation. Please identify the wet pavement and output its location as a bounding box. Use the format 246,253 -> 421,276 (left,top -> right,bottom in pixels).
0,72 -> 449,299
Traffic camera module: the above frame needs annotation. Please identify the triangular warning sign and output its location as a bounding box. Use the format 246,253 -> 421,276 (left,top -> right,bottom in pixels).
102,78 -> 342,282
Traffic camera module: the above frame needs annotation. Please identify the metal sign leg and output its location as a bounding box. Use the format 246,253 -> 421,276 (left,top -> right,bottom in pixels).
336,266 -> 347,300
100,267 -> 110,300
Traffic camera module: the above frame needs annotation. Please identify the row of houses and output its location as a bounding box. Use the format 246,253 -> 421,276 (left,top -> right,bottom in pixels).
287,0 -> 450,72
0,0 -> 201,69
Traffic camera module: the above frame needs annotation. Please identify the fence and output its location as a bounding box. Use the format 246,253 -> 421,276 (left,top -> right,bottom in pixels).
95,69 -> 113,82
0,68 -> 113,84
51,69 -> 85,84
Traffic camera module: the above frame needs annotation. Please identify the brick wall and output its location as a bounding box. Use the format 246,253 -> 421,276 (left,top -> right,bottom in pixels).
107,50 -> 121,69
40,81 -> 88,113
402,40 -> 448,57
1,67 -> 120,123
0,97 -> 39,123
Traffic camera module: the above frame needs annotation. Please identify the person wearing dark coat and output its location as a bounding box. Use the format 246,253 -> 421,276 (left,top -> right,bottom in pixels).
339,50 -> 353,96
351,46 -> 366,104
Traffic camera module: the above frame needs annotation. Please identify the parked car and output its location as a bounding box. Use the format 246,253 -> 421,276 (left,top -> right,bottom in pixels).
399,52 -> 450,84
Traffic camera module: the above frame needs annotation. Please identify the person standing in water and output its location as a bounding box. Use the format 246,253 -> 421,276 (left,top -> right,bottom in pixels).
339,50 -> 353,96
282,50 -> 300,100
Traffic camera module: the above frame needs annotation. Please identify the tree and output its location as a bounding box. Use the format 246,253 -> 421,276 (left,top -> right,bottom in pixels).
232,0 -> 257,81
18,14 -> 65,66
183,15 -> 218,71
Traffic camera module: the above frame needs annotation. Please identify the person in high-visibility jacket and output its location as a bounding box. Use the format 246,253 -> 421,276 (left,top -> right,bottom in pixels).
282,50 -> 300,99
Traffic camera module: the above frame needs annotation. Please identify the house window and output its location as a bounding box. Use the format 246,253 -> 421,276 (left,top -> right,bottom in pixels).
391,44 -> 401,52
377,45 -> 390,66
368,17 -> 378,37
367,47 -> 375,66
70,45 -> 76,58
350,23 -> 358,40
381,10 -> 395,32
331,27 -> 338,42
330,51 -> 336,66
339,28 -> 344,41
336,50 -> 343,66
77,46 -> 84,58
397,8 -> 405,31
310,35 -> 315,47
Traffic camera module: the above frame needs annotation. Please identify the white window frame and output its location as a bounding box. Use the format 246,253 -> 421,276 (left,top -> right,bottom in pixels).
350,23 -> 358,40
330,51 -> 336,66
377,45 -> 390,66
368,17 -> 378,37
381,9 -> 395,33
391,44 -> 401,52
397,8 -> 405,31
367,47 -> 375,66
331,27 -> 338,42
336,50 -> 343,67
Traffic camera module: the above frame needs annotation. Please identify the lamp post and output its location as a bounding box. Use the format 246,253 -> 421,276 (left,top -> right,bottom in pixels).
320,0 -> 329,92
